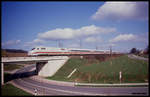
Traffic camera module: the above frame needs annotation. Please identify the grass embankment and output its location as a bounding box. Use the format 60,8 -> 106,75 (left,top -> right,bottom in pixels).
1,83 -> 32,96
47,55 -> 148,83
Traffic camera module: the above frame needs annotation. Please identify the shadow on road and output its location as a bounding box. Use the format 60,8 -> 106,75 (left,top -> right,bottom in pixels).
4,70 -> 37,83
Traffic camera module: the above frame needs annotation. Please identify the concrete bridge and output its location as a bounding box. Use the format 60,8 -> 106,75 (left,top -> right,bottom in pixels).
1,56 -> 69,85
1,56 -> 68,62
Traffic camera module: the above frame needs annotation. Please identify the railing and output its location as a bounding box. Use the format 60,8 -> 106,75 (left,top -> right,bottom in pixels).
1,56 -> 68,63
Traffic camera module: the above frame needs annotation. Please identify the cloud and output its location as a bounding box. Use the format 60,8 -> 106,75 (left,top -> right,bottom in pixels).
67,43 -> 80,48
92,2 -> 148,21
85,37 -> 97,43
38,28 -> 75,40
2,40 -> 21,47
25,25 -> 116,48
84,36 -> 102,43
16,40 -> 21,43
24,39 -> 45,47
33,39 -> 45,44
37,25 -> 116,40
109,34 -> 137,42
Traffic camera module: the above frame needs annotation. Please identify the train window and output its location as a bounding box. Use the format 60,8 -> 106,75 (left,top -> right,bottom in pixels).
32,48 -> 35,50
37,48 -> 39,50
41,48 -> 46,50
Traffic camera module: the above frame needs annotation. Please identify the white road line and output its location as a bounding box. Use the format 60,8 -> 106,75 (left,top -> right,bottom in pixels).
17,78 -> 138,96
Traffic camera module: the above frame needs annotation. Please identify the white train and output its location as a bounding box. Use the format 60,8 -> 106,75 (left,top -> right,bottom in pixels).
28,46 -> 111,56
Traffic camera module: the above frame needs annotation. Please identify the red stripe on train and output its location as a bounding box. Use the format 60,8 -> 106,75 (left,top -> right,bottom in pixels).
32,52 -> 104,54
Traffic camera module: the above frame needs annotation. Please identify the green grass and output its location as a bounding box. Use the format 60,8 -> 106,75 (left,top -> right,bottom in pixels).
1,83 -> 32,96
47,55 -> 148,83
47,57 -> 88,82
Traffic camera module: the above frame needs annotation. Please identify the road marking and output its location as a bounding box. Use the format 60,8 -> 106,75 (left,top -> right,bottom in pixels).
17,78 -> 141,96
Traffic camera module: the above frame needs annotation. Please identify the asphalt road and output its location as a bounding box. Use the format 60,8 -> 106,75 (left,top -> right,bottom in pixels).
12,65 -> 149,96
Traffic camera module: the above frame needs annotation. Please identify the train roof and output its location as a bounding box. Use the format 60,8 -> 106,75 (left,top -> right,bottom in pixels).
32,46 -> 111,52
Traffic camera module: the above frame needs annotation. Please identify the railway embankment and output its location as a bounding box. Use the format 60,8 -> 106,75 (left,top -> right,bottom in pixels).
47,54 -> 148,84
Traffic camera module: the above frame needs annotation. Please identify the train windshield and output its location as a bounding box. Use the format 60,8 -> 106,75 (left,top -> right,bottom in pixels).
32,48 -> 35,50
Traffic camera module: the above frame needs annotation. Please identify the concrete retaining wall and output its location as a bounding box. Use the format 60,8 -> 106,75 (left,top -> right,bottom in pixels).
38,56 -> 69,77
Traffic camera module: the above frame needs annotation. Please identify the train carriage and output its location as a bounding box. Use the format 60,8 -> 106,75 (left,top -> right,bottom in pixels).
28,46 -> 111,56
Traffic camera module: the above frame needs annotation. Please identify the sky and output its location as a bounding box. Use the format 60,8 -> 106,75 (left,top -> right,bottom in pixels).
2,1 -> 149,52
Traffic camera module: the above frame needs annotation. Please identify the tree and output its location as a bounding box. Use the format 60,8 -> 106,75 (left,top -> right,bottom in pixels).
130,48 -> 137,54
1,49 -> 7,57
135,49 -> 140,55
144,45 -> 149,54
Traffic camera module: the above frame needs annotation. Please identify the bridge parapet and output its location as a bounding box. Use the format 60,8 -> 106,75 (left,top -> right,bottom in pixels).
1,56 -> 68,63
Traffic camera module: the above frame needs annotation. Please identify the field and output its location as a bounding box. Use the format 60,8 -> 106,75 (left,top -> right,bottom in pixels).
47,55 -> 148,83
1,83 -> 32,96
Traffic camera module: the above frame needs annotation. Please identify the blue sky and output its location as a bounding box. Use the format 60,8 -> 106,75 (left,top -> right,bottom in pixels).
2,1 -> 148,52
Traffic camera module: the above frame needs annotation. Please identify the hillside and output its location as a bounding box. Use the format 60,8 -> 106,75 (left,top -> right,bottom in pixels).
47,55 -> 148,83
2,49 -> 28,57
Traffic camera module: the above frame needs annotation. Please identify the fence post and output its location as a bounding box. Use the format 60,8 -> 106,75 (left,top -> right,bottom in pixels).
119,71 -> 122,83
1,62 -> 4,85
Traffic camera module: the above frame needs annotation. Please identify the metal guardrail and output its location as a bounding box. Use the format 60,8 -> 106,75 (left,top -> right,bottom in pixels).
128,54 -> 148,61
75,82 -> 149,87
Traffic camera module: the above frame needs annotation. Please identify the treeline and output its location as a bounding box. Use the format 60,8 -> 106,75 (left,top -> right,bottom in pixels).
1,49 -> 28,57
3,49 -> 27,53
130,46 -> 149,54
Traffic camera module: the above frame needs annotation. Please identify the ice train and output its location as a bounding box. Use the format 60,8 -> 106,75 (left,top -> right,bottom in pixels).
28,46 -> 111,56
